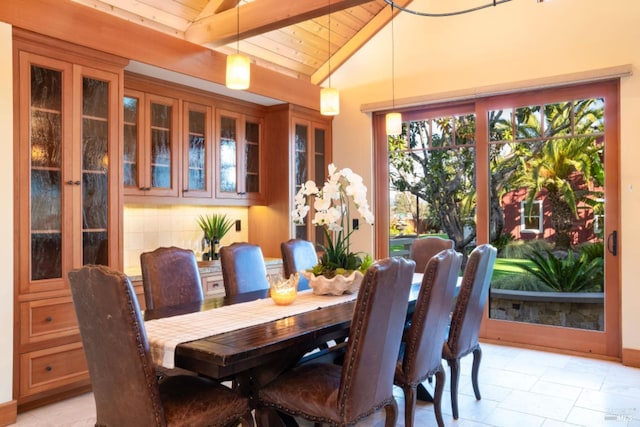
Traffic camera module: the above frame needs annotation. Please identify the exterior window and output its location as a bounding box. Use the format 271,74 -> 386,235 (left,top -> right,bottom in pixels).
520,200 -> 543,233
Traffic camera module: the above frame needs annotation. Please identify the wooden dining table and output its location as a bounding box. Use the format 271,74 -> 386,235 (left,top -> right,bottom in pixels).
143,273 -> 425,397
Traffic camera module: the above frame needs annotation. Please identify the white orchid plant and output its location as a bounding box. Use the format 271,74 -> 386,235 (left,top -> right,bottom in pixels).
292,164 -> 374,278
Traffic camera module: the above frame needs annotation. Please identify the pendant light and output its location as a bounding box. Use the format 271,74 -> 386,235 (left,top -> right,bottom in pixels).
226,2 -> 250,90
386,3 -> 402,135
320,0 -> 340,115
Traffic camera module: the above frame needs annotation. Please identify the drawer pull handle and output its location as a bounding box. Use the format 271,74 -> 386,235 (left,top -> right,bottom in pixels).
45,316 -> 53,322
45,366 -> 52,372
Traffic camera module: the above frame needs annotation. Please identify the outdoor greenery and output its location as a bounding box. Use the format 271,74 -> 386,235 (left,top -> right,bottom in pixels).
520,249 -> 603,292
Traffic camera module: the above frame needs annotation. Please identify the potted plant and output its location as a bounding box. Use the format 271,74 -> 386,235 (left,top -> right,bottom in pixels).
197,213 -> 234,260
292,164 -> 374,294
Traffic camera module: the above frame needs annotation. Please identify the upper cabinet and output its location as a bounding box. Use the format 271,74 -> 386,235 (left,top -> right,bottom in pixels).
216,109 -> 264,202
249,104 -> 332,258
123,73 -> 265,205
123,90 -> 179,197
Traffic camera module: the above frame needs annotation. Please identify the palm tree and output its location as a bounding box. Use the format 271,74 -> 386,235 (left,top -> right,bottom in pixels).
518,137 -> 601,249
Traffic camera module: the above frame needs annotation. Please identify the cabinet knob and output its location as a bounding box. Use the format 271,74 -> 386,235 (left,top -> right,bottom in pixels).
45,316 -> 52,322
183,188 -> 189,192
74,180 -> 81,186
66,180 -> 74,185
45,366 -> 52,372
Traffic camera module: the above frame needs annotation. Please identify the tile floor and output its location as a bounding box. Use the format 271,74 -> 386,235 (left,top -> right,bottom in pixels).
11,342 -> 640,426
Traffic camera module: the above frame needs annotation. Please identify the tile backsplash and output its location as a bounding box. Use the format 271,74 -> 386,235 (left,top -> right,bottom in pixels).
123,204 -> 248,273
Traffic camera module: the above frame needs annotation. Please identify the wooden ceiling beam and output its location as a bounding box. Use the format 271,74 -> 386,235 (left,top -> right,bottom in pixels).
186,0 -> 376,47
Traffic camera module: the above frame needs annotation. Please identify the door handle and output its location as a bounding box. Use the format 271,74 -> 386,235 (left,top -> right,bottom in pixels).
607,230 -> 617,256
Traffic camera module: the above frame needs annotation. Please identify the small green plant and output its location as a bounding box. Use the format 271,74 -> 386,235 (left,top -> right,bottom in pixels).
521,249 -> 603,292
197,213 -> 234,242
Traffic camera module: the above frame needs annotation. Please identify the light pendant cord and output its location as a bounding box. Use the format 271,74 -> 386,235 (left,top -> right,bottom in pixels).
390,3 -> 395,109
384,0 -> 512,17
236,3 -> 240,54
328,0 -> 331,87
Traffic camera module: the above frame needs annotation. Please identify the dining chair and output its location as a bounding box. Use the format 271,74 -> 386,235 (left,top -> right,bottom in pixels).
280,238 -> 318,278
140,246 -> 204,310
220,242 -> 269,296
443,243 -> 497,420
394,249 -> 462,427
409,235 -> 454,274
68,265 -> 255,427
255,256 -> 416,427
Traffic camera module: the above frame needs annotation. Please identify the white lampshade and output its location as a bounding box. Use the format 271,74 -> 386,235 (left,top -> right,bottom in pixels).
320,87 -> 340,116
386,112 -> 402,135
226,53 -> 250,90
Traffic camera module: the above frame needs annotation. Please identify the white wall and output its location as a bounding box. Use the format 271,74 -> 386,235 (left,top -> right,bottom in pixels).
0,22 -> 13,404
332,0 -> 640,351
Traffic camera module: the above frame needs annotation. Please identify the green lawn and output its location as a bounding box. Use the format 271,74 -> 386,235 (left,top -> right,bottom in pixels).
492,258 -> 535,281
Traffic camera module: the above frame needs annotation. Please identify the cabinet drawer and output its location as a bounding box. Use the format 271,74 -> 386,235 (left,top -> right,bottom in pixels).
201,274 -> 225,297
20,297 -> 78,346
19,342 -> 89,398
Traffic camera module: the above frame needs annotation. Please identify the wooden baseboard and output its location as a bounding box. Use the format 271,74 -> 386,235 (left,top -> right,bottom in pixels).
622,347 -> 640,368
0,399 -> 17,427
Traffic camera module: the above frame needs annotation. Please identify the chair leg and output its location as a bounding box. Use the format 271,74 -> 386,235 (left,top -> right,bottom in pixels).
433,367 -> 446,427
472,346 -> 482,400
383,398 -> 398,427
402,385 -> 417,427
239,411 -> 256,427
447,357 -> 461,420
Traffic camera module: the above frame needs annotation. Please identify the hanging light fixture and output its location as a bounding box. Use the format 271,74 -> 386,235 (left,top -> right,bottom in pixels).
386,3 -> 402,135
226,2 -> 250,90
321,0 -> 340,115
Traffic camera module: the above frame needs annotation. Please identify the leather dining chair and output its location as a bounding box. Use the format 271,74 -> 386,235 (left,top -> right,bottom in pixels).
280,238 -> 318,279
140,246 -> 204,310
220,242 -> 269,296
68,265 -> 255,427
443,243 -> 497,420
255,257 -> 416,427
280,238 -> 318,289
394,249 -> 462,427
409,235 -> 454,274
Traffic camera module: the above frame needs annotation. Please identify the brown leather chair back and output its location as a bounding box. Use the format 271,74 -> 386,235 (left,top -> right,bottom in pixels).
446,244 -> 497,358
403,249 -> 462,381
69,265 -> 255,427
220,242 -> 269,296
69,265 -> 168,426
409,236 -> 454,274
140,246 -> 203,310
338,256 -> 415,420
280,238 -> 318,278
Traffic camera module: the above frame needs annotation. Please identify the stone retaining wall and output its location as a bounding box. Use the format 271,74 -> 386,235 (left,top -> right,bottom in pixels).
489,289 -> 604,331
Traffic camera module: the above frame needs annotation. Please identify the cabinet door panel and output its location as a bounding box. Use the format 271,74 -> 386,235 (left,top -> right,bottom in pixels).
123,93 -> 142,190
183,102 -> 212,198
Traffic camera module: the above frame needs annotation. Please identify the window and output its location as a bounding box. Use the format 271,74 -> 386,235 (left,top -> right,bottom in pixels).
520,200 -> 543,233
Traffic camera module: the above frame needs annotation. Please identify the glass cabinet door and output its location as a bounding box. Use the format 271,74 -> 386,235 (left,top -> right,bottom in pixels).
244,116 -> 262,197
20,52 -> 120,294
123,91 -> 142,191
81,76 -> 110,266
183,102 -> 212,198
28,61 -> 68,286
216,110 -> 240,197
294,122 -> 309,240
292,117 -> 331,246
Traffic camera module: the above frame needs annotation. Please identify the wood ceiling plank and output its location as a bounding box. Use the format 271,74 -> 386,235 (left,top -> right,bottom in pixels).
312,0 -> 413,84
185,0 -> 376,46
72,0 -> 193,31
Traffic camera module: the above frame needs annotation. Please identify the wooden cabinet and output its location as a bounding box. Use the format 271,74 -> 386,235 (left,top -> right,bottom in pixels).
14,31 -> 124,407
123,89 -> 179,197
249,105 -> 332,258
124,73 -> 266,205
216,109 -> 265,203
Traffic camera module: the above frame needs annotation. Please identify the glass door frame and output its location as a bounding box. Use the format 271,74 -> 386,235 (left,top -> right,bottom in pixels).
373,80 -> 621,358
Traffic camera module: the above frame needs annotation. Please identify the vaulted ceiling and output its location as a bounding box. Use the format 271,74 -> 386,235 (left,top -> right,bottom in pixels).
70,0 -> 412,85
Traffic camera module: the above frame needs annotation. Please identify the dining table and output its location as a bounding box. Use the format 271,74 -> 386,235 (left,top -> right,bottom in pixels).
143,272 -> 426,400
